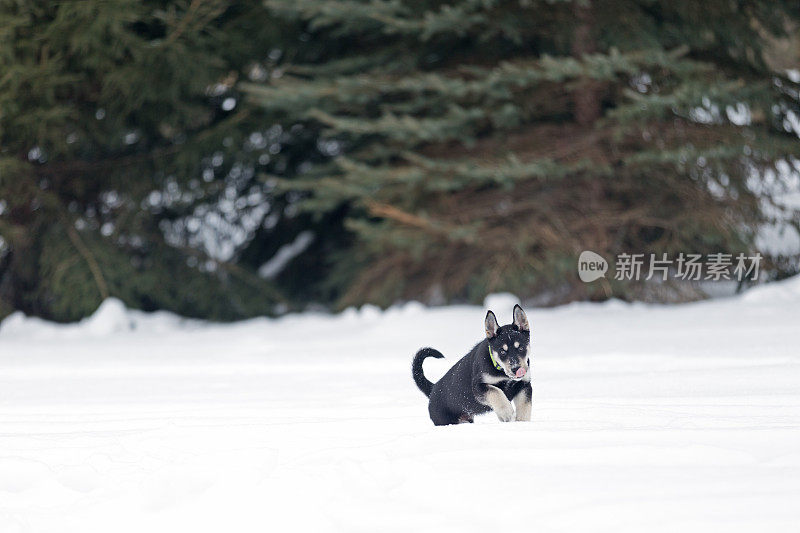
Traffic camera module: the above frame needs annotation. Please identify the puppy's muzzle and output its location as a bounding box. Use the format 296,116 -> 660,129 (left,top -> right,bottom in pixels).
508,361 -> 528,379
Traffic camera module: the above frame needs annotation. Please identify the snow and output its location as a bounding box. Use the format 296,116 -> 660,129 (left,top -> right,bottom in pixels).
2,278 -> 800,532
754,159 -> 800,257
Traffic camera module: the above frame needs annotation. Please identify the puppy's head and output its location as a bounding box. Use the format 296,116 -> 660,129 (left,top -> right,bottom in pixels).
485,304 -> 531,380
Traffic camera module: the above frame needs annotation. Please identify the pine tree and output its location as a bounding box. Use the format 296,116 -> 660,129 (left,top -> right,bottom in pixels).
245,0 -> 800,307
0,1 -> 288,320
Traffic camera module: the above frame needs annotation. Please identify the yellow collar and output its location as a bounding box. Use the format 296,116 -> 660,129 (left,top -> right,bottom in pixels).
487,344 -> 504,372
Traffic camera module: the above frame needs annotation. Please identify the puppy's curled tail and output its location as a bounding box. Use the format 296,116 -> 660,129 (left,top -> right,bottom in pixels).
412,347 -> 444,397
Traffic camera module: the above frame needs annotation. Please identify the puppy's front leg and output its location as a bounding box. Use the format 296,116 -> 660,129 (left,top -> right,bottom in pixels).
513,383 -> 532,421
477,383 -> 514,422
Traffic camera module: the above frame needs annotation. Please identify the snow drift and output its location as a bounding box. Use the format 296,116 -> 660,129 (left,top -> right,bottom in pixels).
1,278 -> 799,532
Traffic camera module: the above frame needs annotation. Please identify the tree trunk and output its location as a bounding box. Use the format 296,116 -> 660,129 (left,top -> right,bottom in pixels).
572,1 -> 602,125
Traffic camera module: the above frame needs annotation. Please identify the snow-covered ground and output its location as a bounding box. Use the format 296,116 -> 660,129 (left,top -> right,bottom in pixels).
1,279 -> 799,533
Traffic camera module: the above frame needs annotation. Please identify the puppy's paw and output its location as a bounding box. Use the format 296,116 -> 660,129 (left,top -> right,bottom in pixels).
515,404 -> 532,421
495,403 -> 515,422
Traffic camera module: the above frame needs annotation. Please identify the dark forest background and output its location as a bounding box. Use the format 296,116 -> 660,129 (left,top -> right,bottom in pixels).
1,0 -> 799,322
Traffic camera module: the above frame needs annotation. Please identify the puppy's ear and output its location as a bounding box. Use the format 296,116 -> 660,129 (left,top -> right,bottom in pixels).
485,310 -> 499,338
513,304 -> 529,332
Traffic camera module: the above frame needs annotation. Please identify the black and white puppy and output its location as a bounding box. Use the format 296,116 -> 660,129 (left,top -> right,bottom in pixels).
412,305 -> 532,426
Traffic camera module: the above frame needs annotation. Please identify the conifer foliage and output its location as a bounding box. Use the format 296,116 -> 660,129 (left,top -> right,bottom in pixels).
247,0 -> 800,306
0,1 -> 283,320
2,1 -> 799,321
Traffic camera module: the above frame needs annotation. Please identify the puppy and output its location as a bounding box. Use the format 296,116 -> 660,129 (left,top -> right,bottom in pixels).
412,304 -> 532,425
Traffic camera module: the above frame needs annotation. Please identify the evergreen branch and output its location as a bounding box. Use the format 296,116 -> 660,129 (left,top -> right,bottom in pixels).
163,0 -> 227,46
364,200 -> 474,243
243,47 -> 711,122
165,0 -> 205,44
308,106 -> 487,143
365,201 -> 438,231
64,219 -> 110,300
31,108 -> 252,179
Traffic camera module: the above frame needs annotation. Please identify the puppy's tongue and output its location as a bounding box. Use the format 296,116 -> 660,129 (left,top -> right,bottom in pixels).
515,368 -> 526,378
